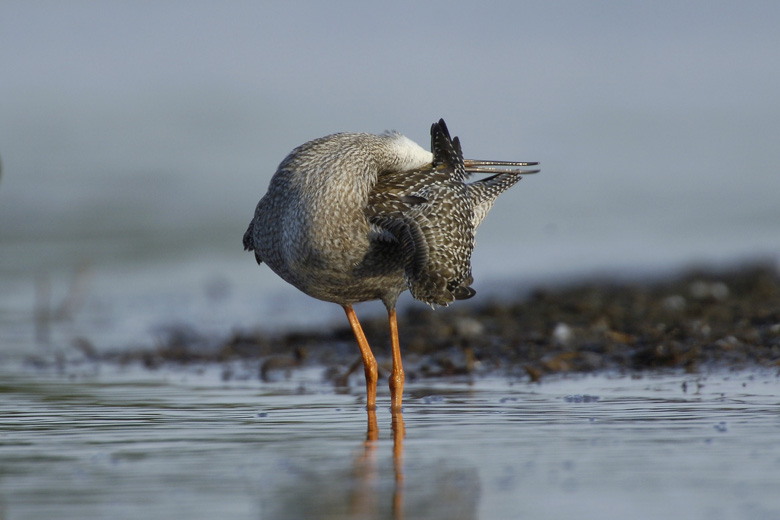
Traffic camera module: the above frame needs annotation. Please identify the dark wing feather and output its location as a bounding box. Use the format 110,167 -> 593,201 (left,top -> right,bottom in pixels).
368,213 -> 429,279
365,119 -> 476,306
431,119 -> 467,182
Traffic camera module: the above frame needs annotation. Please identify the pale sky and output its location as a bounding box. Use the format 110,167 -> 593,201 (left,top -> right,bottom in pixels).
2,1 -> 779,275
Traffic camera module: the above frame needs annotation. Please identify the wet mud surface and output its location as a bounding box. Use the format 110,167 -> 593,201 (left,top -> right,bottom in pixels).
100,262 -> 780,384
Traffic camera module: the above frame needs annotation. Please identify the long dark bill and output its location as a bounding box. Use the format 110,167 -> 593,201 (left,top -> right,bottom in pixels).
463,159 -> 540,175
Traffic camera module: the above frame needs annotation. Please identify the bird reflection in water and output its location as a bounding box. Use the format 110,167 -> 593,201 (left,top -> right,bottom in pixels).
391,411 -> 405,517
351,409 -> 405,519
262,406 -> 478,519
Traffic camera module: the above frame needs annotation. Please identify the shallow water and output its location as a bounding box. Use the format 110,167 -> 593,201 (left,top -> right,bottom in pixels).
2,365 -> 779,520
4,5 -> 780,518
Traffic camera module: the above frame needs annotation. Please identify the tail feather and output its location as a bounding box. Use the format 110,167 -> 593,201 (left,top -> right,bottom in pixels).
243,219 -> 263,265
467,173 -> 523,229
243,220 -> 255,251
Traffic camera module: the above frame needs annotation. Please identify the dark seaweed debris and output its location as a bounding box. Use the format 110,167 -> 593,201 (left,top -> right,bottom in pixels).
111,262 -> 780,382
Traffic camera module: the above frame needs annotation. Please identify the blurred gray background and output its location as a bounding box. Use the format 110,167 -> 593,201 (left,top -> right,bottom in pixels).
1,1 -> 779,346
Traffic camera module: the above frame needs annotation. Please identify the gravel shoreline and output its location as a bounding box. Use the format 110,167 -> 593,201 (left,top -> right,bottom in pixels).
102,261 -> 780,384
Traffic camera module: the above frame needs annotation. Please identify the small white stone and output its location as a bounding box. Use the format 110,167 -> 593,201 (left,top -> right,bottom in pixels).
552,322 -> 574,346
455,317 -> 485,338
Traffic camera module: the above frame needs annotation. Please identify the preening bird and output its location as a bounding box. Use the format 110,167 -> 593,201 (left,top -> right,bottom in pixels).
244,119 -> 539,410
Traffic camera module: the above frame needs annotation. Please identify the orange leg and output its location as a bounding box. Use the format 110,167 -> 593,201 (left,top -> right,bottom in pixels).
388,308 -> 405,411
343,305 -> 378,410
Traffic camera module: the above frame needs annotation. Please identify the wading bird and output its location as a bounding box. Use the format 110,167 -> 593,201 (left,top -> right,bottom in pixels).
244,119 -> 538,411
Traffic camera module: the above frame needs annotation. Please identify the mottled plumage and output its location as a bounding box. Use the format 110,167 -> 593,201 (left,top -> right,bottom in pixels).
244,119 -> 538,410
366,122 -> 474,306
